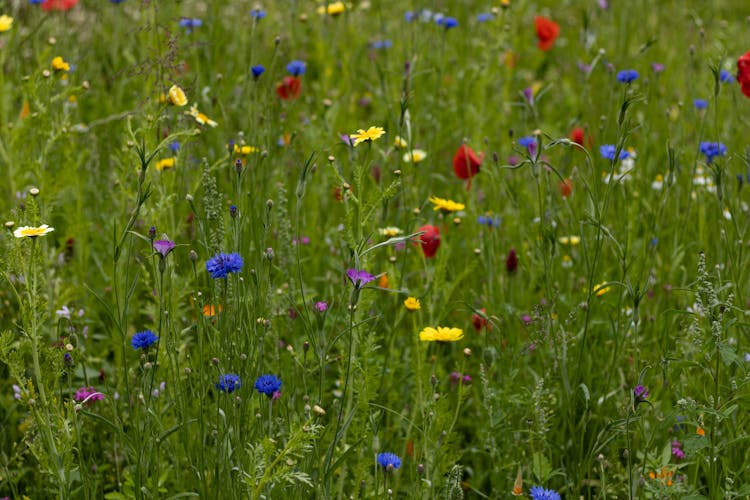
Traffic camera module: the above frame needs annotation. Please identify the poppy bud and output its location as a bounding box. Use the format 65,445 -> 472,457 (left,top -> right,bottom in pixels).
276,76 -> 302,100
418,225 -> 440,258
506,248 -> 518,274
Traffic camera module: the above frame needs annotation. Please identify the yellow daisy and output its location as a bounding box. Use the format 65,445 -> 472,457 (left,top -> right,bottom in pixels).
402,149 -> 427,163
186,105 -> 218,127
0,14 -> 14,32
378,226 -> 403,237
419,326 -> 464,342
155,158 -> 176,171
13,224 -> 55,238
393,136 -> 408,148
350,126 -> 385,146
404,297 -> 421,311
593,282 -> 611,297
167,85 -> 188,107
558,235 -> 581,245
233,144 -> 259,155
51,56 -> 70,72
429,195 -> 465,212
317,2 -> 345,15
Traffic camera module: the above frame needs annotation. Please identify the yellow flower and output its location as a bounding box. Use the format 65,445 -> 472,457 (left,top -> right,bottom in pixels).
404,297 -> 421,311
402,149 -> 427,163
186,105 -> 218,127
167,85 -> 188,107
593,282 -> 611,297
14,224 -> 55,238
350,126 -> 385,146
378,226 -> 402,237
233,144 -> 259,155
51,56 -> 70,72
419,326 -> 464,342
558,235 -> 581,245
318,2 -> 345,15
155,157 -> 176,171
393,136 -> 408,148
429,195 -> 465,212
0,14 -> 14,32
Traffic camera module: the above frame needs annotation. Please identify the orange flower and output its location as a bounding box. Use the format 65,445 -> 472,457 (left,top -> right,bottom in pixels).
203,304 -> 222,317
696,426 -> 705,436
534,16 -> 559,51
559,178 -> 573,198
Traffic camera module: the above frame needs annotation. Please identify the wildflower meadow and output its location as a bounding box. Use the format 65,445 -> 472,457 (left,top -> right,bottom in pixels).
2,0 -> 750,498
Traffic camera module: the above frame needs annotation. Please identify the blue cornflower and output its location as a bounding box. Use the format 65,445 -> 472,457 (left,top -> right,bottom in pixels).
699,142 -> 727,163
404,11 -> 416,22
370,40 -> 393,50
437,16 -> 458,29
530,486 -> 561,500
251,65 -> 265,78
286,60 -> 306,76
376,452 -> 402,471
206,252 -> 244,278
616,69 -> 639,83
477,13 -> 493,22
518,136 -> 538,155
179,18 -> 202,33
600,144 -> 630,161
110,0 -> 126,3
29,0 -> 44,4
250,9 -> 266,20
720,69 -> 735,83
168,141 -> 180,153
216,374 -> 242,393
254,374 -> 282,397
131,330 -> 159,350
694,99 -> 708,110
478,215 -> 501,228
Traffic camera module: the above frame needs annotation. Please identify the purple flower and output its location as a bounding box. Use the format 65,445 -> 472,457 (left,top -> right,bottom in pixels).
315,301 -> 328,312
518,136 -> 538,156
153,239 -> 176,258
522,87 -> 534,104
633,384 -> 649,408
74,386 -> 104,405
346,268 -> 376,287
651,63 -> 665,73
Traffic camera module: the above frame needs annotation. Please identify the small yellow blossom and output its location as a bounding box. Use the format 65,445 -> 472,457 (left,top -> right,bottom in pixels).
13,224 -> 55,238
167,85 -> 188,107
429,195 -> 465,212
403,149 -> 427,163
51,56 -> 70,72
186,105 -> 218,127
593,282 -> 611,297
0,14 -> 14,32
393,136 -> 407,148
404,297 -> 421,311
350,126 -> 385,146
558,235 -> 581,245
378,227 -> 403,237
317,2 -> 345,16
561,254 -> 572,268
233,144 -> 259,155
155,158 -> 176,171
419,326 -> 464,342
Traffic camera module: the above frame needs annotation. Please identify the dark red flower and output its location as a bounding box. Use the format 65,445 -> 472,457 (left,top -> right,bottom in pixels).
737,51 -> 750,98
534,16 -> 560,51
472,308 -> 490,333
418,225 -> 440,258
452,144 -> 484,180
276,76 -> 301,100
41,0 -> 79,11
505,248 -> 518,274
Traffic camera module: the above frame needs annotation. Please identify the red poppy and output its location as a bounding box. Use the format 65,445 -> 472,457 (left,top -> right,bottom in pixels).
276,76 -> 301,100
534,16 -> 559,51
737,51 -> 750,98
569,127 -> 585,146
559,178 -> 573,198
452,144 -> 483,180
41,0 -> 78,11
418,225 -> 440,258
506,248 -> 518,274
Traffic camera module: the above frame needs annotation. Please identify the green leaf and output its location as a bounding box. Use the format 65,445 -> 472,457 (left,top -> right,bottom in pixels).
531,452 -> 552,482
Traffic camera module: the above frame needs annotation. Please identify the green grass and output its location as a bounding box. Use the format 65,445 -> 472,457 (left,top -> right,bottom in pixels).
1,1 -> 750,498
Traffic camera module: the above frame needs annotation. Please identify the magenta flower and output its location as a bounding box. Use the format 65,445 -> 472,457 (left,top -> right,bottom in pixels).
315,301 -> 328,312
346,269 -> 376,287
153,239 -> 176,257
74,386 -> 104,405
